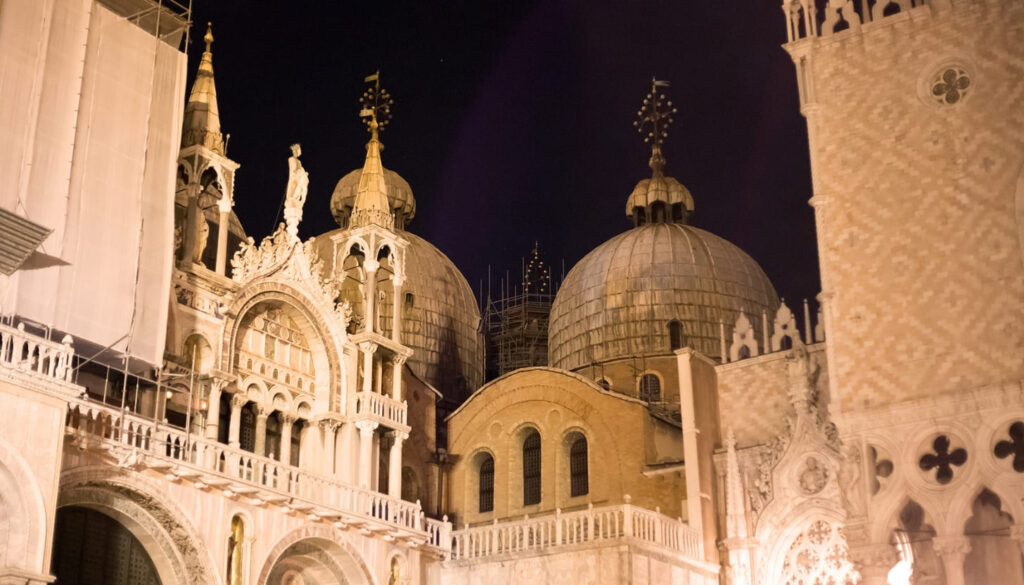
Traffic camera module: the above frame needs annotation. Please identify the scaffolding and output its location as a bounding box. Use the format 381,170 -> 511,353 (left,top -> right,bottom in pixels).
483,244 -> 556,380
100,0 -> 192,47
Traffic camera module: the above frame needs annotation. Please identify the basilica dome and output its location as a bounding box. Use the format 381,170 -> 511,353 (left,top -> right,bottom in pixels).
548,222 -> 778,371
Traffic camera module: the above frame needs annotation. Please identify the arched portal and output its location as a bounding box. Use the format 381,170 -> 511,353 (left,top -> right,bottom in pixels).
51,506 -> 161,585
257,525 -> 373,585
57,471 -> 219,585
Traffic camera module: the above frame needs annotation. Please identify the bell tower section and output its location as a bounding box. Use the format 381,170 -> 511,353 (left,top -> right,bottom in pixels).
783,0 -> 1024,413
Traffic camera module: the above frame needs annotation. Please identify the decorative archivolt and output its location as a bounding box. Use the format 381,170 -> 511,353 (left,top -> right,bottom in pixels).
231,224 -> 352,329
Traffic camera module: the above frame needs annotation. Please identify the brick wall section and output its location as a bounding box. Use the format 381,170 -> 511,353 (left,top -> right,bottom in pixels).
715,344 -> 828,447
791,1 -> 1024,411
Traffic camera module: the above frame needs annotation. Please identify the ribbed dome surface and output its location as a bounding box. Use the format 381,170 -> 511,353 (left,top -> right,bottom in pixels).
331,167 -> 415,228
549,223 -> 778,370
399,231 -> 483,397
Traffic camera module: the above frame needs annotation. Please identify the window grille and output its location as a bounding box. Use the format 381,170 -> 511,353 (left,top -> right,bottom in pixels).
479,455 -> 495,513
570,436 -> 589,497
523,431 -> 542,505
639,374 -> 661,402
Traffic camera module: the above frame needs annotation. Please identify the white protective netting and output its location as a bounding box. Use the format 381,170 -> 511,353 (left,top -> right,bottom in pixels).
0,0 -> 185,365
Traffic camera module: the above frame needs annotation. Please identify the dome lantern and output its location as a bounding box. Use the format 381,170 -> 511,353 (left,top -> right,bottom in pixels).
627,78 -> 694,226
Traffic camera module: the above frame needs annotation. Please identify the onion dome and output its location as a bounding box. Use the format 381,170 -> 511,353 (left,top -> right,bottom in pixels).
331,167 -> 415,229
548,78 -> 778,370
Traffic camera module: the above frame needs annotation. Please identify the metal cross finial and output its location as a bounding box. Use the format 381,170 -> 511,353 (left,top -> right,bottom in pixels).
633,77 -> 677,176
359,71 -> 394,141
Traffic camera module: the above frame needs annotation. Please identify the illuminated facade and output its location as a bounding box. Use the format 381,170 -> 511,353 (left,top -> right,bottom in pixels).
0,0 -> 1021,584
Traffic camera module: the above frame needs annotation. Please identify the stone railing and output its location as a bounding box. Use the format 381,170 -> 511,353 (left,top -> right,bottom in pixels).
354,390 -> 408,429
449,497 -> 702,561
0,322 -> 75,384
65,397 -> 444,546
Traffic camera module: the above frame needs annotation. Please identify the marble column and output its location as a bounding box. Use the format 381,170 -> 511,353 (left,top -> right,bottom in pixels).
391,356 -> 405,401
204,381 -> 225,440
356,420 -> 378,489
227,393 -> 247,449
253,405 -> 269,457
363,259 -> 379,333
849,543 -> 898,585
359,342 -> 377,395
215,196 -> 232,275
321,420 -> 339,476
181,183 -> 200,268
388,431 -> 407,498
391,275 -> 404,342
279,414 -> 295,465
933,536 -> 971,585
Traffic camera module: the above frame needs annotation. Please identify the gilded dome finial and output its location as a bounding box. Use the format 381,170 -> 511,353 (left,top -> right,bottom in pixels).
351,71 -> 395,230
633,77 -> 677,177
359,71 -> 393,143
204,22 -> 213,53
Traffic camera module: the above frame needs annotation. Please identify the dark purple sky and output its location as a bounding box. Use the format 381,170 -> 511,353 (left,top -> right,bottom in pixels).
188,1 -> 819,308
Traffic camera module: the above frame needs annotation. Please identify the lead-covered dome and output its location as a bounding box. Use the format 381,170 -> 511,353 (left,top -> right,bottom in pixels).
548,220 -> 778,371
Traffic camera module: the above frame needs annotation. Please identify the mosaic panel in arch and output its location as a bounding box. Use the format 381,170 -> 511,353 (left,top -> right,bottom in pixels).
780,520 -> 859,585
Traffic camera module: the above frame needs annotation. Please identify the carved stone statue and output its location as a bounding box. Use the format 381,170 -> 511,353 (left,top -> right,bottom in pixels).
284,143 -> 309,239
194,217 -> 209,264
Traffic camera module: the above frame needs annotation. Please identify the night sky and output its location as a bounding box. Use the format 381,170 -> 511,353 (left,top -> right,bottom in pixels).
187,1 -> 819,309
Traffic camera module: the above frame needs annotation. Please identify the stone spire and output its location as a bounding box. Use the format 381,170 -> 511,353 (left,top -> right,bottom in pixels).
350,72 -> 395,230
182,23 -> 225,154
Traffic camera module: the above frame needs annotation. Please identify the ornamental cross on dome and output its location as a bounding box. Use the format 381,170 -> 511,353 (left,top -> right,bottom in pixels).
633,77 -> 677,177
359,71 -> 394,140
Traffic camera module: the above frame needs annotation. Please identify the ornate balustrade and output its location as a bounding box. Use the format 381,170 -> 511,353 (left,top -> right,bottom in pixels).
449,499 -> 702,561
354,390 -> 408,429
0,322 -> 75,384
65,397 -> 446,548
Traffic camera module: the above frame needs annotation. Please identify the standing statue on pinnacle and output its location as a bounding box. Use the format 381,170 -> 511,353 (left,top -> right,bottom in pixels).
284,143 -> 309,240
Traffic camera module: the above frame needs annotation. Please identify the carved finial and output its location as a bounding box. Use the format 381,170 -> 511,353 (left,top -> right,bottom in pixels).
204,22 -> 214,53
351,71 -> 395,230
359,71 -> 393,143
633,77 -> 677,177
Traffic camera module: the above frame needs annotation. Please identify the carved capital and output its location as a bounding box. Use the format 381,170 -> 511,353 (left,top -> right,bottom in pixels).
209,377 -> 231,393
932,535 -> 972,560
279,413 -> 297,426
217,195 -> 233,213
254,404 -> 270,418
319,419 -> 341,433
389,430 -> 409,443
391,355 -> 407,367
392,274 -> 405,288
359,342 -> 378,355
363,259 -> 380,273
848,543 -> 898,574
355,420 -> 378,436
230,393 -> 248,409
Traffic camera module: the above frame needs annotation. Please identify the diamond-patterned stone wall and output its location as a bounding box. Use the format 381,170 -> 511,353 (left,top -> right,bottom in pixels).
795,1 -> 1024,411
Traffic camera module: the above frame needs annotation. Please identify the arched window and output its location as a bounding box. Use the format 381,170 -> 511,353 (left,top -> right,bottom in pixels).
639,374 -> 661,402
523,431 -> 542,506
570,436 -> 589,497
668,320 -> 684,350
239,403 -> 256,452
479,455 -> 495,513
